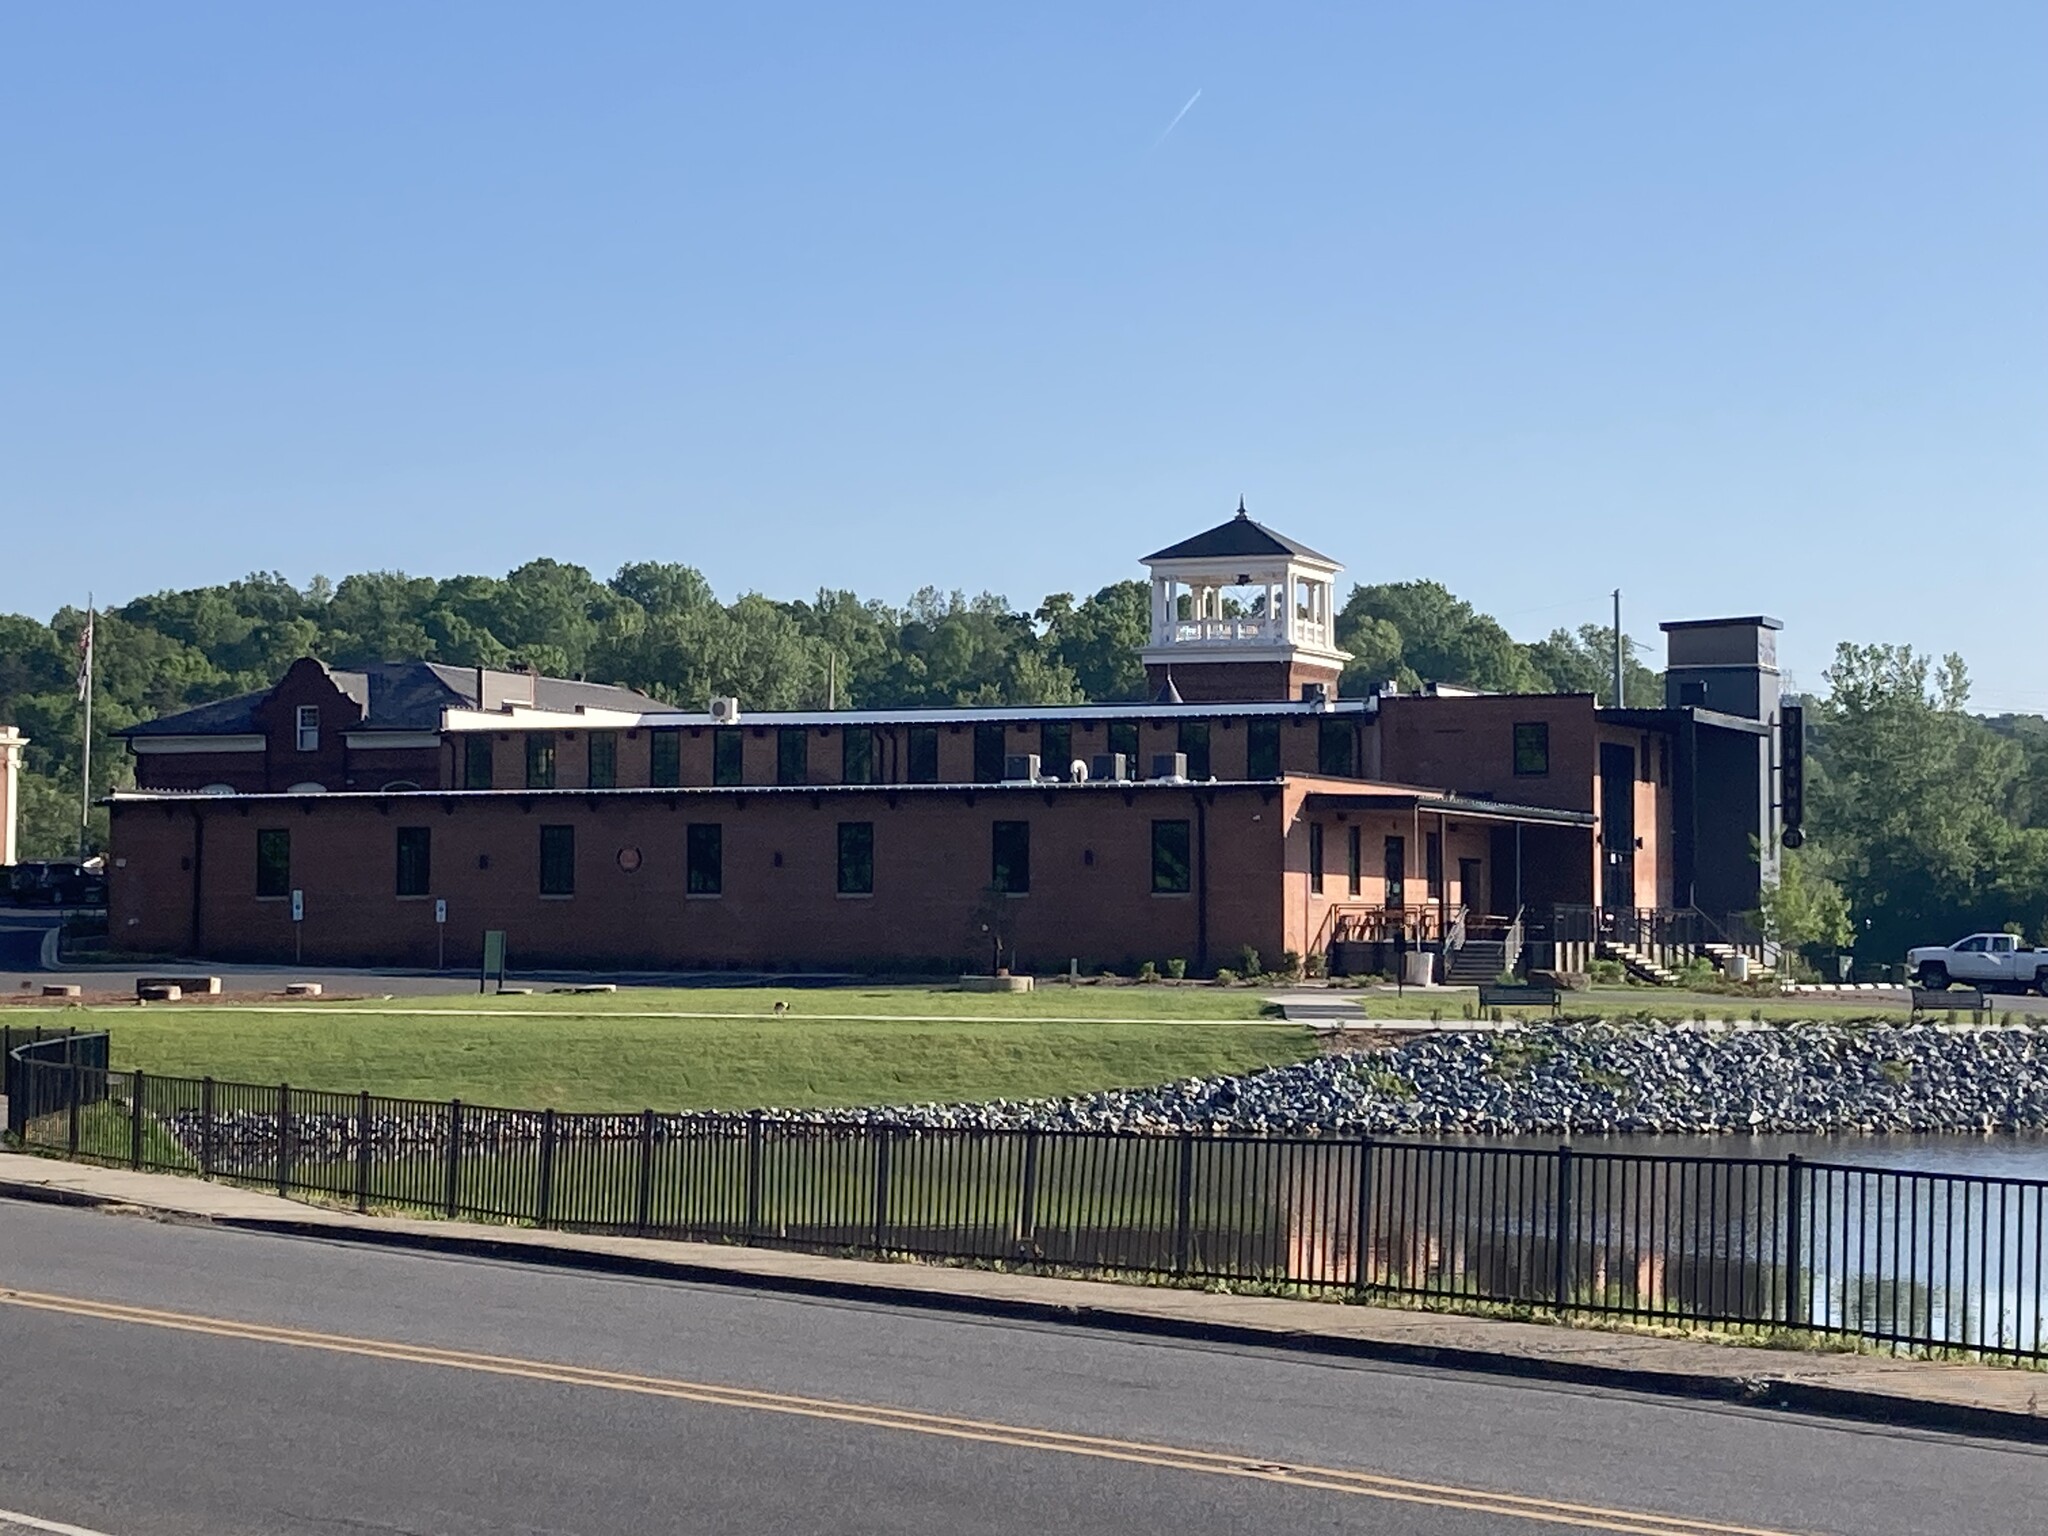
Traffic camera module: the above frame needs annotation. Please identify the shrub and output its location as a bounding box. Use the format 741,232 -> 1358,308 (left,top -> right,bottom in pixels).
1137,961 -> 1160,984
1164,958 -> 1187,980
1303,950 -> 1328,980
1587,958 -> 1628,985
1237,944 -> 1262,979
1276,949 -> 1303,981
1214,967 -> 1240,985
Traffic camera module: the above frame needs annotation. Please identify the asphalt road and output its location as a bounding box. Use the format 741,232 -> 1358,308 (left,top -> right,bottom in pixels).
1,1203 -> 2043,1536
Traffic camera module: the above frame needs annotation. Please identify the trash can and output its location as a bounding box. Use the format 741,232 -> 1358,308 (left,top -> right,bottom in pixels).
1403,950 -> 1437,988
1727,953 -> 1751,983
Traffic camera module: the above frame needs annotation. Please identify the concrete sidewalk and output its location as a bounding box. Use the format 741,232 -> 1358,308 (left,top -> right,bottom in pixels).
2,1151 -> 2042,1442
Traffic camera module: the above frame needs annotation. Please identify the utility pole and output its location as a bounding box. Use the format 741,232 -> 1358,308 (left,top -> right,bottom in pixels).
78,595 -> 94,861
1611,589 -> 1625,709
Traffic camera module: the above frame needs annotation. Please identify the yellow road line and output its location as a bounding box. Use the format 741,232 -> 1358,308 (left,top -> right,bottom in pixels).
0,1287 -> 1815,1536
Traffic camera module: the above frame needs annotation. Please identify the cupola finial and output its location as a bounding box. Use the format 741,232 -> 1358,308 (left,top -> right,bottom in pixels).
1236,494 -> 1247,518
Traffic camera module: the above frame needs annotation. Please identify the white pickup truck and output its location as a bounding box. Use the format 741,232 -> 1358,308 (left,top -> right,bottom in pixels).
1908,933 -> 2048,995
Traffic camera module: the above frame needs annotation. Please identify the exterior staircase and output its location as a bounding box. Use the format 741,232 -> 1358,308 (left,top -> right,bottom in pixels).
1699,942 -> 1777,983
1599,941 -> 1680,987
1443,938 -> 1508,985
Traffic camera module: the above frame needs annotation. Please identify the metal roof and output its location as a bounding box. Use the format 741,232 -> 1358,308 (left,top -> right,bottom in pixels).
1142,505 -> 1340,566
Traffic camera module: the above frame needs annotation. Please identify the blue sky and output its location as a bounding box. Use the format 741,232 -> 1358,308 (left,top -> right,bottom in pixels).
3,3 -> 2042,709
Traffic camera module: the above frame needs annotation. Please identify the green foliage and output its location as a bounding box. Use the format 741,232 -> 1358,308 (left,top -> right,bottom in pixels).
1236,944 -> 1262,980
1758,846 -> 1855,951
1164,958 -> 1187,981
1805,643 -> 2048,961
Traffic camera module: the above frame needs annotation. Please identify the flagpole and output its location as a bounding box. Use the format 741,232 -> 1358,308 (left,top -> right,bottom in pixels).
79,596 -> 93,862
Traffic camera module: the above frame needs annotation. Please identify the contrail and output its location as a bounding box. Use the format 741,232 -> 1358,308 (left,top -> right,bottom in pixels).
1152,88 -> 1202,148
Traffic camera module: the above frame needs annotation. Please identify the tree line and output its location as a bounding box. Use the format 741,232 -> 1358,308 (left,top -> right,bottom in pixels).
2,559 -> 2042,968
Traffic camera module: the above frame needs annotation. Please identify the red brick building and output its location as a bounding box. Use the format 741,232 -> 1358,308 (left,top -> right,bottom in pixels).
107,510 -> 1787,978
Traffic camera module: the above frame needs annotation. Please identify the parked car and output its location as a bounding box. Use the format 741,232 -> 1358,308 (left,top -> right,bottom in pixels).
3,861 -> 107,908
1907,933 -> 2048,996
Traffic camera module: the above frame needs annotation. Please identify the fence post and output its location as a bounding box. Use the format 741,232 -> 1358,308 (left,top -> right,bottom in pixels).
635,1109 -> 656,1236
130,1069 -> 146,1170
871,1129 -> 893,1255
445,1099 -> 464,1219
1173,1132 -> 1196,1275
1552,1144 -> 1574,1311
200,1077 -> 215,1177
355,1089 -> 373,1213
66,1058 -> 81,1156
1016,1131 -> 1040,1251
1353,1136 -> 1376,1294
276,1084 -> 291,1196
1783,1154 -> 1805,1329
537,1109 -> 557,1229
744,1112 -> 764,1240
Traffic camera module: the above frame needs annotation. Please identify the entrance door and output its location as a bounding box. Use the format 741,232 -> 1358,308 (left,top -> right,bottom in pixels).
1458,858 -> 1483,914
1383,836 -> 1406,913
1599,742 -> 1637,911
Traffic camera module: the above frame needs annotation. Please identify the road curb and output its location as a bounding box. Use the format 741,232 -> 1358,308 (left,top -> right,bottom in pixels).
7,1177 -> 2039,1445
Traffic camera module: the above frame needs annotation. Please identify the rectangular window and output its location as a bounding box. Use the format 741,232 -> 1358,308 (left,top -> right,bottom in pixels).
1639,734 -> 1654,784
1347,826 -> 1362,896
973,722 -> 1006,784
295,705 -> 319,752
686,823 -> 723,895
1108,720 -> 1139,769
1513,722 -> 1550,776
256,829 -> 291,898
539,825 -> 575,895
1151,819 -> 1191,894
1246,718 -> 1281,779
463,736 -> 494,790
1040,722 -> 1072,781
525,733 -> 556,790
587,732 -> 617,790
1308,822 -> 1325,895
842,727 -> 875,786
650,729 -> 681,788
1384,836 -> 1406,909
777,727 -> 808,787
836,821 -> 874,895
1426,832 -> 1444,900
713,728 -> 744,787
395,827 -> 431,897
1658,739 -> 1671,788
991,820 -> 1030,894
1177,721 -> 1211,781
1317,718 -> 1354,777
908,726 -> 939,784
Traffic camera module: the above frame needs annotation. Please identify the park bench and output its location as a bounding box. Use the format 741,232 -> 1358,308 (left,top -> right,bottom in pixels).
1909,986 -> 1988,1019
1475,981 -> 1563,1017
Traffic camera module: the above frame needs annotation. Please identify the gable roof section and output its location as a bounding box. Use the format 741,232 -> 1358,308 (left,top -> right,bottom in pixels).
123,660 -> 668,739
1143,509 -> 1339,566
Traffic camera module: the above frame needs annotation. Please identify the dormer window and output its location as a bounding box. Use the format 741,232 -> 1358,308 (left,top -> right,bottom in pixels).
295,706 -> 320,752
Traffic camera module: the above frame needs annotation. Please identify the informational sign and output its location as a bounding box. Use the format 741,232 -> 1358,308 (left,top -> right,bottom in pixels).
435,898 -> 448,925
290,889 -> 304,923
481,928 -> 507,995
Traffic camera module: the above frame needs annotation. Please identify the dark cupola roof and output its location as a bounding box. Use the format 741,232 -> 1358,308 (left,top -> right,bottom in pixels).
1142,499 -> 1339,565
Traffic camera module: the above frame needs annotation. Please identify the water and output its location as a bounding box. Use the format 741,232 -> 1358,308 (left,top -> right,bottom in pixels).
1444,1131 -> 2048,1182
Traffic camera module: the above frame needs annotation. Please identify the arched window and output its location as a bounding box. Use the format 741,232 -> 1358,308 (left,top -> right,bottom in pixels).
285,782 -> 327,794
379,780 -> 422,793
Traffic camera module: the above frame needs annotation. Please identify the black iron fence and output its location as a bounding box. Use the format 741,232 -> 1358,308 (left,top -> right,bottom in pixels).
7,1050 -> 2045,1363
2,1026 -> 110,1137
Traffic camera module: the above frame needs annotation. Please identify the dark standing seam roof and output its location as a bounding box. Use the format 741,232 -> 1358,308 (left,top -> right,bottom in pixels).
1143,506 -> 1340,566
122,661 -> 668,738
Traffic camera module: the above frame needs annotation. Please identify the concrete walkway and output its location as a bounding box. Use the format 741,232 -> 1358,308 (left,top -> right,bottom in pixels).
2,1151 -> 2041,1442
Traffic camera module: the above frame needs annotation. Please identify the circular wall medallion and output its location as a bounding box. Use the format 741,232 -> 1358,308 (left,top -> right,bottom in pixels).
617,846 -> 643,873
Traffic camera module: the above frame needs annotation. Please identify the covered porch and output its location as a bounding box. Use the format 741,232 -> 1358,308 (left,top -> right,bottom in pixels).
1295,789 -> 1595,981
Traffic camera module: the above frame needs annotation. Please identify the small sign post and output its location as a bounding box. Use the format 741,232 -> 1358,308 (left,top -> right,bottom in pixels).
481,928 -> 507,995
435,898 -> 448,972
290,889 -> 304,965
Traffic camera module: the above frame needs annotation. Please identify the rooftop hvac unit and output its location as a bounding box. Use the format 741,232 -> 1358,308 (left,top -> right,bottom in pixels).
1090,752 -> 1129,782
1002,753 -> 1042,783
1149,752 -> 1189,782
1068,758 -> 1090,783
709,696 -> 741,724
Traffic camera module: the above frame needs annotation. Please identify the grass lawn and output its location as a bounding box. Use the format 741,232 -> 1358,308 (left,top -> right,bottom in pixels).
34,989 -> 1313,1113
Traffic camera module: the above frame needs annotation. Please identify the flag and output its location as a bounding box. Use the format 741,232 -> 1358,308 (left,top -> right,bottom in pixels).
76,610 -> 93,702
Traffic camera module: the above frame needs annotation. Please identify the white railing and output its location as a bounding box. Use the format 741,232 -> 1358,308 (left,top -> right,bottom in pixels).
1171,619 -> 1277,645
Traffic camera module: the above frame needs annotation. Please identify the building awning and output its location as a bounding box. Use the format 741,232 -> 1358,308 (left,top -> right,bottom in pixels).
1299,791 -> 1594,828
